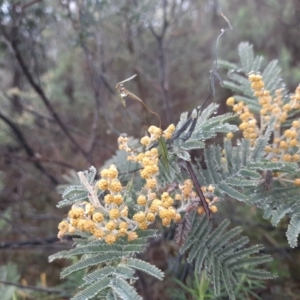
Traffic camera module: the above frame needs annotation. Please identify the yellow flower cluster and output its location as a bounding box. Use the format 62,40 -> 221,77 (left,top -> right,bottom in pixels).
163,124 -> 176,140
57,198 -> 138,244
118,135 -> 131,152
58,163 -> 143,244
117,124 -> 188,227
226,97 -> 259,143
176,181 -> 219,215
290,85 -> 300,109
226,73 -> 300,187
139,124 -> 175,147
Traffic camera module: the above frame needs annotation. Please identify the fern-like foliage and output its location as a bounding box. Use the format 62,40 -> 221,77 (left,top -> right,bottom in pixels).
218,42 -> 300,248
52,42 -> 300,300
57,167 -> 98,208
180,213 -> 274,300
219,42 -> 286,112
193,132 -> 300,247
50,229 -> 163,300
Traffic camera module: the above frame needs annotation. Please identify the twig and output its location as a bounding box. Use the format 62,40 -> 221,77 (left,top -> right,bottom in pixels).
4,153 -> 77,170
0,111 -> 59,185
0,279 -> 69,296
149,0 -> 173,124
6,34 -> 93,165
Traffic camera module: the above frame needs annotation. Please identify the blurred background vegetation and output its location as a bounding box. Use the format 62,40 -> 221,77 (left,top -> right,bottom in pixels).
1,0 -> 300,299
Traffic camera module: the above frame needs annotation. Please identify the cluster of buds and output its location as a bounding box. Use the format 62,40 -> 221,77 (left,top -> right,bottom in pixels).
131,192 -> 181,229
176,180 -> 219,215
139,124 -> 175,147
226,97 -> 259,144
57,165 -> 140,244
249,74 -> 288,127
117,124 -> 182,228
58,121 -> 220,243
264,121 -> 300,163
290,85 -> 300,109
226,72 -> 300,187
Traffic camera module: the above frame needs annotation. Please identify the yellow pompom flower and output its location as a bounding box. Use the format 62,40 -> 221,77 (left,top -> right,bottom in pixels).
119,222 -> 128,230
106,221 -> 117,231
68,208 -> 85,219
83,220 -> 96,233
226,97 -> 235,106
292,154 -> 300,162
118,228 -> 127,236
175,193 -> 182,200
159,208 -> 168,219
113,194 -> 123,205
104,194 -> 114,204
168,207 -> 177,219
110,179 -> 122,193
94,229 -> 105,239
161,192 -> 169,201
148,126 -> 162,139
289,139 -> 298,147
109,208 -> 120,219
166,124 -> 175,133
163,131 -> 172,139
136,153 -> 145,162
294,178 -> 300,186
139,222 -> 148,230
68,226 -> 76,234
174,213 -> 181,223
149,203 -> 159,213
77,219 -> 86,231
127,231 -> 138,241
107,165 -> 118,179
208,184 -> 215,192
162,197 -> 174,208
58,220 -> 69,232
140,136 -> 150,146
141,157 -> 152,166
105,234 -> 117,245
97,179 -> 109,190
283,154 -> 292,162
152,199 -> 162,206
226,132 -> 234,139
210,205 -> 218,213
137,195 -> 147,206
292,121 -> 300,128
279,141 -> 288,149
150,148 -> 159,156
133,212 -> 146,223
146,213 -> 155,222
284,130 -> 295,139
162,218 -> 171,227
146,178 -> 157,189
70,218 -> 79,227
100,169 -> 110,178
197,207 -> 205,215
283,103 -> 292,111
92,212 -> 104,223
239,122 -> 248,130
118,136 -> 127,143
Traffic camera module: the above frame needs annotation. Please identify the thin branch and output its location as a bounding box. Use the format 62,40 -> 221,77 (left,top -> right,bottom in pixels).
149,0 -> 173,124
0,236 -> 75,250
0,111 -> 59,185
3,92 -> 115,150
22,0 -> 42,10
0,280 -> 70,296
4,153 -> 77,170
6,35 -> 93,165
